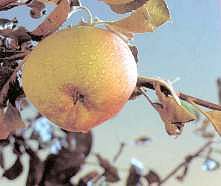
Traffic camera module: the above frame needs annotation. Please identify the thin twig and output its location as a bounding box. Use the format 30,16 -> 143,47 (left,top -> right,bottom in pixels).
160,141 -> 213,184
137,76 -> 221,111
179,93 -> 221,111
113,142 -> 126,163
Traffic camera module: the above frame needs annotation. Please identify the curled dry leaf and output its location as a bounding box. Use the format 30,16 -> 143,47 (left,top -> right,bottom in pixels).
0,0 -> 22,11
109,0 -> 170,34
126,165 -> 141,186
151,81 -> 196,135
0,27 -> 31,45
134,136 -> 151,145
0,110 -> 10,139
188,100 -> 221,136
26,148 -> 44,186
31,0 -> 71,38
0,139 -> 10,147
40,149 -> 85,184
3,157 -> 23,180
96,154 -> 120,183
0,103 -> 25,139
4,103 -> 25,131
71,131 -> 93,157
144,170 -> 161,185
77,171 -> 100,186
200,111 -> 221,136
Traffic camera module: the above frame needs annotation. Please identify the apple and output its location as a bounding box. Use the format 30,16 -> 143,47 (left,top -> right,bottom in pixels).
22,25 -> 137,132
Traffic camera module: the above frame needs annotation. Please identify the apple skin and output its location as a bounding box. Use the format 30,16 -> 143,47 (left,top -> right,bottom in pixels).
22,25 -> 137,132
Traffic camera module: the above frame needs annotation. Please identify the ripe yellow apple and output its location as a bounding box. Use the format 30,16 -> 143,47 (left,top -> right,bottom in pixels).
22,25 -> 137,132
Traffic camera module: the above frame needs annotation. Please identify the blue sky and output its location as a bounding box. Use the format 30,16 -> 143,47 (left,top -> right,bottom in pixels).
1,0 -> 221,185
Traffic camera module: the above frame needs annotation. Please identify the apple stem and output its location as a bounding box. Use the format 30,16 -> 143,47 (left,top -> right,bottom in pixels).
71,89 -> 85,105
92,18 -> 115,26
69,6 -> 94,25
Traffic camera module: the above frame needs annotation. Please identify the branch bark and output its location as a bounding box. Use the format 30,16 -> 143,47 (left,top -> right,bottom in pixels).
137,76 -> 221,111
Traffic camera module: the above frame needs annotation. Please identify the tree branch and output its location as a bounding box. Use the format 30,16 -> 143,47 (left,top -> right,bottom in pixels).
113,142 -> 125,163
160,141 -> 213,184
137,76 -> 221,111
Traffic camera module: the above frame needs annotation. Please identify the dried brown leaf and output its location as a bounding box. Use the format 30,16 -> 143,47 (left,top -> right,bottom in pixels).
126,165 -> 141,186
65,131 -> 93,157
77,171 -> 99,186
0,150 -> 5,169
0,0 -> 23,10
0,139 -> 10,147
26,148 -> 44,186
3,157 -> 23,180
0,73 -> 17,108
202,111 -> 221,136
0,103 -> 25,139
144,170 -> 161,185
109,0 -> 170,33
96,154 -> 120,183
135,136 -> 151,145
188,100 -> 221,136
31,0 -> 71,38
4,103 -> 25,131
152,82 -> 196,135
41,149 -> 85,184
0,110 -> 10,139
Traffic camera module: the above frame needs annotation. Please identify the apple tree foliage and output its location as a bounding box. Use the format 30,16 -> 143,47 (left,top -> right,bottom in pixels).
0,0 -> 221,185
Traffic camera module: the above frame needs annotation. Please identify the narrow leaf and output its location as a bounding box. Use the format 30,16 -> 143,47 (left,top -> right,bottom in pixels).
31,0 -> 71,38
152,82 -> 196,135
3,157 -> 23,180
202,111 -> 221,136
187,100 -> 221,136
109,0 -> 170,33
96,154 -> 120,183
144,170 -> 161,185
0,150 -> 5,169
4,103 -> 25,131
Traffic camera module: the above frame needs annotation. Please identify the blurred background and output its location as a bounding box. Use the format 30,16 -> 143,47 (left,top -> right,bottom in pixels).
0,0 -> 221,185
